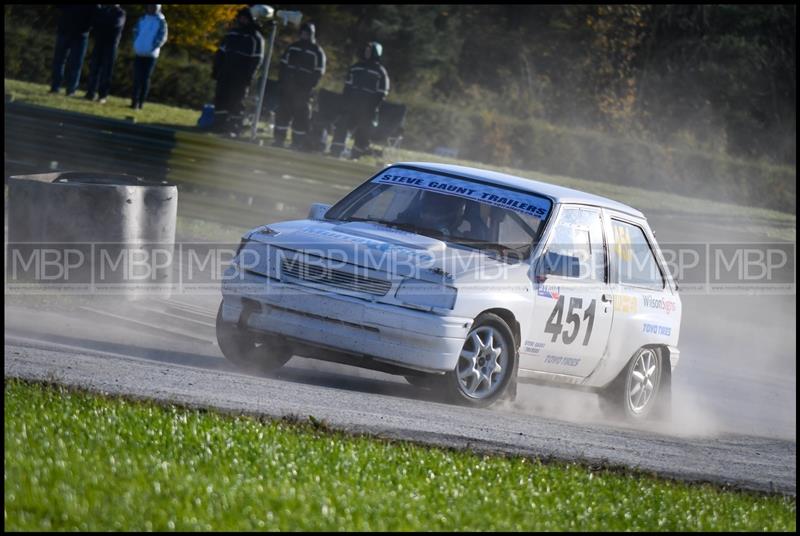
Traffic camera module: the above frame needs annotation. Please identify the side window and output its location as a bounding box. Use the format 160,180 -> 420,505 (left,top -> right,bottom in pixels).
540,207 -> 606,281
610,219 -> 664,289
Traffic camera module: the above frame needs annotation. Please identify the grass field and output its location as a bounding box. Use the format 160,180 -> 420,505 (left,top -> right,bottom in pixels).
4,79 -> 201,127
4,380 -> 796,531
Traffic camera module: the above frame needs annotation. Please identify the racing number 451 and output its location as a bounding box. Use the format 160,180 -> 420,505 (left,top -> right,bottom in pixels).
545,296 -> 596,346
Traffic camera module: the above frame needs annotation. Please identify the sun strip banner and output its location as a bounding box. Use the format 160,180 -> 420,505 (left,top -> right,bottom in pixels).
372,168 -> 552,219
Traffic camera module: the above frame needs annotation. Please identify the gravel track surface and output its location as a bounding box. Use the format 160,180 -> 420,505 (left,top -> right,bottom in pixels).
5,331 -> 795,495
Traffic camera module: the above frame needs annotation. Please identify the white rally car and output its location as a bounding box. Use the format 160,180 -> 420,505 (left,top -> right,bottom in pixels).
217,163 -> 681,420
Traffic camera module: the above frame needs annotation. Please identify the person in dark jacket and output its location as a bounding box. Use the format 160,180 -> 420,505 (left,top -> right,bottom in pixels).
50,5 -> 100,96
211,7 -> 265,133
329,41 -> 389,159
272,22 -> 326,149
84,4 -> 126,103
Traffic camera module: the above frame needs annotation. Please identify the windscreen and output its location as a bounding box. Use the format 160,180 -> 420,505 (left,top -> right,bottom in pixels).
325,167 -> 552,260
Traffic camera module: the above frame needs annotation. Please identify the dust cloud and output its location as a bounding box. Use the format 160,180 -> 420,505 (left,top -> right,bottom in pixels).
504,219 -> 796,441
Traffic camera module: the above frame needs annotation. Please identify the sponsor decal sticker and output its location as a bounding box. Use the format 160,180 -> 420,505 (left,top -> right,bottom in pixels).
361,221 -> 420,237
612,223 -> 633,262
523,340 -> 546,355
641,294 -> 678,315
300,227 -> 434,262
642,323 -> 672,337
537,285 -> 560,300
613,294 -> 638,313
543,355 -> 581,367
373,169 -> 551,220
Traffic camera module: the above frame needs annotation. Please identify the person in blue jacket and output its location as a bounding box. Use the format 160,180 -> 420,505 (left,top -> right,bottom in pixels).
130,4 -> 168,110
85,4 -> 126,103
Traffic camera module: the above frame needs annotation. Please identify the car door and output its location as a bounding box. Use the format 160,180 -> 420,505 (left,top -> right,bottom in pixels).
604,214 -> 677,354
521,205 -> 614,378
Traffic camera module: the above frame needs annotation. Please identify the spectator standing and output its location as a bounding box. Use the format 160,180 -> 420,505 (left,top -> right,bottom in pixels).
50,5 -> 99,96
84,4 -> 126,103
272,23 -> 326,149
212,7 -> 265,133
131,4 -> 168,110
330,42 -> 389,159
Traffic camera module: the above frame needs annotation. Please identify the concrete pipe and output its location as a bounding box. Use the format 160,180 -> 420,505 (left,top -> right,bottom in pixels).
6,171 -> 177,298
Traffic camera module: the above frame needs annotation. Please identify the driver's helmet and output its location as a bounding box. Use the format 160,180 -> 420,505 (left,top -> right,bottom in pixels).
419,192 -> 466,233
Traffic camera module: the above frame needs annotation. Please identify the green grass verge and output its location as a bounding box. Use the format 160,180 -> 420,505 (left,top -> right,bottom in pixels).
4,78 -> 200,127
5,380 -> 796,531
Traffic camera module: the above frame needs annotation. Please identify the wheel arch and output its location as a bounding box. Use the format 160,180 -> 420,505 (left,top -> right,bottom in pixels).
598,343 -> 671,391
649,344 -> 673,389
644,344 -> 672,378
478,308 -> 521,350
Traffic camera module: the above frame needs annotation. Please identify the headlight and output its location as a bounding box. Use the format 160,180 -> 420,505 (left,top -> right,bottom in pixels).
395,279 -> 457,310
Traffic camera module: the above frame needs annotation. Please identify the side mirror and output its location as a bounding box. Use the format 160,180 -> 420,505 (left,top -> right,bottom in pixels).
537,250 -> 581,280
308,203 -> 331,220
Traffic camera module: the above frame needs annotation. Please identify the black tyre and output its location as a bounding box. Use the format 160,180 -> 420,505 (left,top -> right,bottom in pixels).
216,301 -> 292,375
442,312 -> 518,408
599,347 -> 671,421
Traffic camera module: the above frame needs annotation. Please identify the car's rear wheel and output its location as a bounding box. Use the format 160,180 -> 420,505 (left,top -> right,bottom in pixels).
216,302 -> 292,375
441,313 -> 517,408
599,347 -> 670,421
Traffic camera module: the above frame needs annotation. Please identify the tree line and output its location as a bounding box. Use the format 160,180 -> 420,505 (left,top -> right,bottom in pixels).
312,4 -> 794,166
5,4 -> 796,167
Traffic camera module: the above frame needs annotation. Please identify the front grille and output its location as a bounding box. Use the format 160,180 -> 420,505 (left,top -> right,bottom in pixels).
281,257 -> 392,296
268,303 -> 380,333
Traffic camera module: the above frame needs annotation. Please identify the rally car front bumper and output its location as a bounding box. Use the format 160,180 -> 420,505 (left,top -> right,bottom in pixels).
220,266 -> 472,373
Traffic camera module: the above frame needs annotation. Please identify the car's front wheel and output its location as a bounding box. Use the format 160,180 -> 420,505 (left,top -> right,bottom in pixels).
216,302 -> 292,375
599,347 -> 671,421
441,313 -> 518,408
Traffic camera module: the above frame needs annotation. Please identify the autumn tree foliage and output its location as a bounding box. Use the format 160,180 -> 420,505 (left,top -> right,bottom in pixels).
156,4 -> 242,54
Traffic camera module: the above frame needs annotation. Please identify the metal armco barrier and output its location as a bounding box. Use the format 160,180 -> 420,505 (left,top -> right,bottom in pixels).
6,172 -> 177,298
